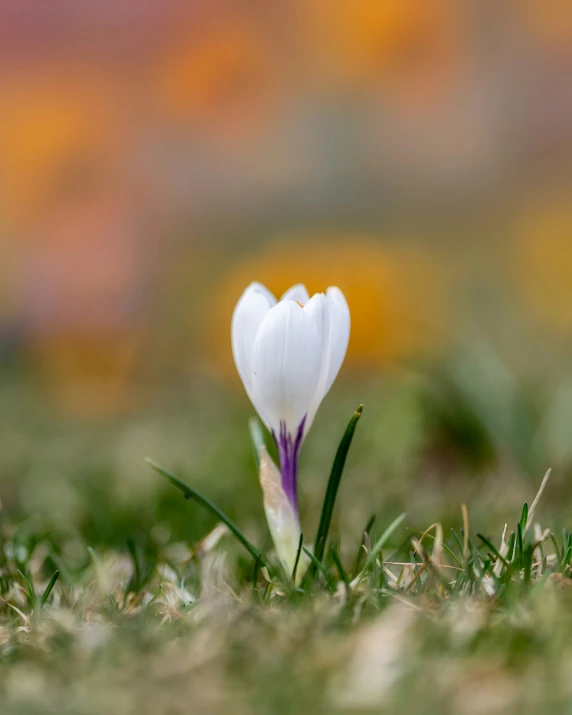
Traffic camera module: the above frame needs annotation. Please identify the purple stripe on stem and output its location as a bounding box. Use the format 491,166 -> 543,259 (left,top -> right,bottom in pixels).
272,416 -> 306,516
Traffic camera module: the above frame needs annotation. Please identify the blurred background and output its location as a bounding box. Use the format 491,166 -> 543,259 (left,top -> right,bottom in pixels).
1,0 -> 572,564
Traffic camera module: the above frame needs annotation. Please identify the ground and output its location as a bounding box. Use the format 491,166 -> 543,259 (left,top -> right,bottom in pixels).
0,367 -> 571,715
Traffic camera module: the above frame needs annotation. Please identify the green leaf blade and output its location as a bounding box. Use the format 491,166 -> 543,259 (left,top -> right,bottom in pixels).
146,457 -> 266,567
363,512 -> 408,572
313,405 -> 364,565
40,570 -> 60,608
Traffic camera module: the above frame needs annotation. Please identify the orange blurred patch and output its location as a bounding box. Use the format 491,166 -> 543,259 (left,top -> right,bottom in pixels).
515,0 -> 572,53
0,68 -> 127,230
512,197 -> 572,334
152,21 -> 280,142
303,0 -> 465,105
31,330 -> 145,417
210,237 -> 450,382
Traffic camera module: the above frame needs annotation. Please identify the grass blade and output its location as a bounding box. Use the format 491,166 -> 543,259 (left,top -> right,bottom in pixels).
353,514 -> 376,577
363,513 -> 408,571
519,503 -> 529,535
291,533 -> 304,584
550,533 -> 562,565
506,531 -> 516,562
409,529 -> 463,567
451,529 -> 465,565
313,405 -> 363,564
517,522 -> 524,568
477,533 -> 510,569
146,457 -> 266,566
40,570 -> 60,608
560,544 -> 572,572
252,554 -> 262,601
16,569 -> 35,606
331,546 -> 349,588
302,547 -> 337,590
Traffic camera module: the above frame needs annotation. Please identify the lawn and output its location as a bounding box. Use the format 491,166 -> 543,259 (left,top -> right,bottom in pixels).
1,361 -> 571,715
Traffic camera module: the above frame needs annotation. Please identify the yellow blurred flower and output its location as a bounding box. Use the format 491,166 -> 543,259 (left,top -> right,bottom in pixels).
210,237 -> 449,381
512,198 -> 572,334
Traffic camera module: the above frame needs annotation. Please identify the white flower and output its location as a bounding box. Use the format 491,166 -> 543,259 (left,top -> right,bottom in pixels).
231,281 -> 350,575
232,281 -> 350,506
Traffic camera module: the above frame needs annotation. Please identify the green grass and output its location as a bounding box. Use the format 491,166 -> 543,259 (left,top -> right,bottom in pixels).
1,365 -> 572,714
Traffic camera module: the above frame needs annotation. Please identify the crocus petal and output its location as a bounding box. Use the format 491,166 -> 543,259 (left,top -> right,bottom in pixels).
281,283 -> 310,306
323,286 -> 351,395
301,292 -> 331,431
252,299 -> 325,436
248,281 -> 278,308
231,284 -> 274,414
303,287 -> 350,428
259,446 -> 308,579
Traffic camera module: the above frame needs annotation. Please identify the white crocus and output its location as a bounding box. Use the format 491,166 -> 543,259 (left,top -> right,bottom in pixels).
231,281 -> 350,572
